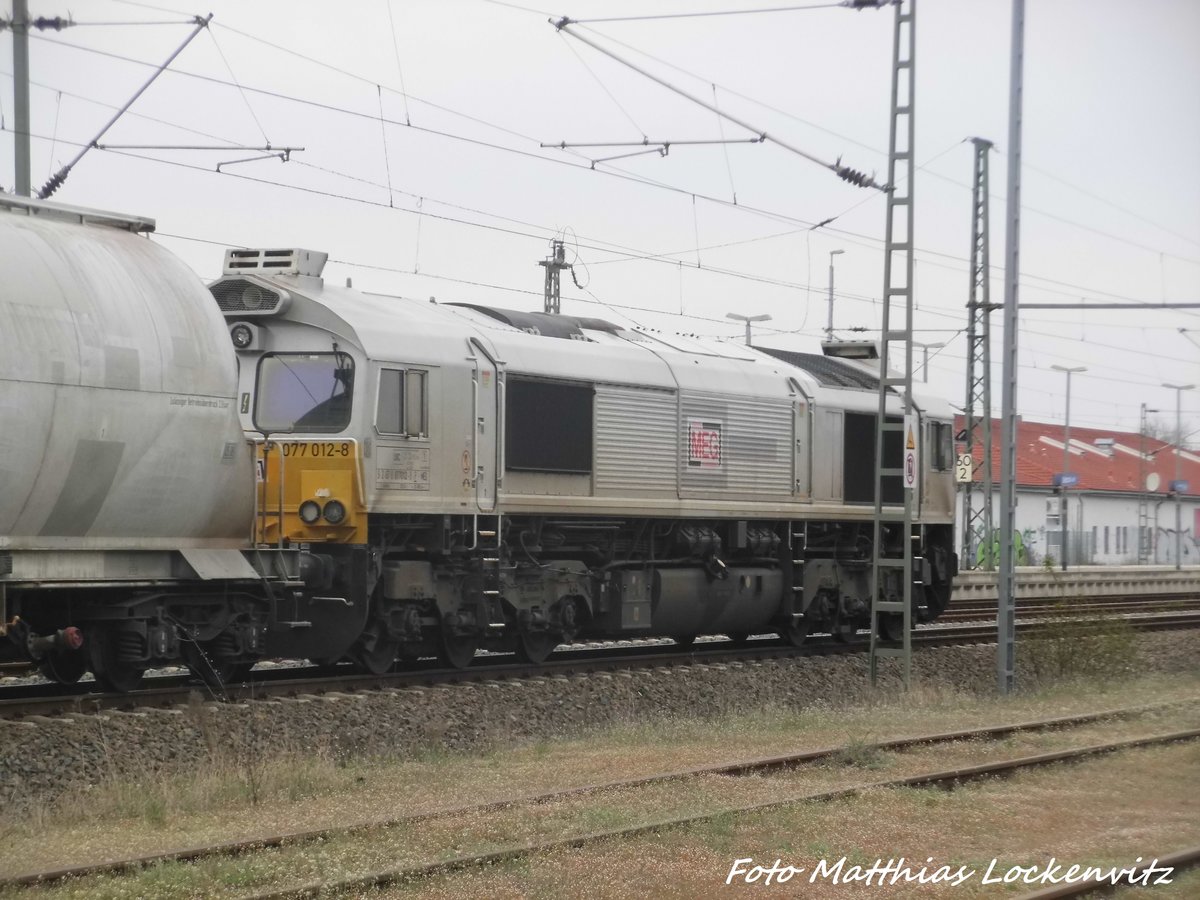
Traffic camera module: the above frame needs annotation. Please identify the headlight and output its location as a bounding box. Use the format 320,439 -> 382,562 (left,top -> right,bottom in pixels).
298,500 -> 321,525
241,283 -> 268,310
322,499 -> 347,525
230,323 -> 255,349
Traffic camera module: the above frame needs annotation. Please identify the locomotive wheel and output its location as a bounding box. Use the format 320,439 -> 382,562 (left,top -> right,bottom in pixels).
436,629 -> 478,670
515,629 -> 559,665
726,632 -> 751,645
88,630 -> 145,693
351,630 -> 400,675
38,649 -> 87,684
779,618 -> 810,648
673,634 -> 697,647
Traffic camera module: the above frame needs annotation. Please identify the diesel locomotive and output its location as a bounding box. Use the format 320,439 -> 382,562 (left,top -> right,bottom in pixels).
1,195 -> 958,690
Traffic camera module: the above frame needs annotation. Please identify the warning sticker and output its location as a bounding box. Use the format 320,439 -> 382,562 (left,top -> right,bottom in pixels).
904,413 -> 919,489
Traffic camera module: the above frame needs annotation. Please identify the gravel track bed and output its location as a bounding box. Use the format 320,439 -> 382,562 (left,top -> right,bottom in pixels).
3,630 -> 1197,809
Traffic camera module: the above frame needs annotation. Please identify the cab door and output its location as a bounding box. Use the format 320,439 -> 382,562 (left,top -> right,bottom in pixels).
468,338 -> 503,512
789,378 -> 812,498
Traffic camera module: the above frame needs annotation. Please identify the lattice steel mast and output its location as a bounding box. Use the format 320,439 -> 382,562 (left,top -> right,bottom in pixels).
961,137 -> 996,570
869,0 -> 916,689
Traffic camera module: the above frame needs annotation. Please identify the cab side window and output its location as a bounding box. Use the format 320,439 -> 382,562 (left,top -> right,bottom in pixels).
929,421 -> 952,471
377,368 -> 427,437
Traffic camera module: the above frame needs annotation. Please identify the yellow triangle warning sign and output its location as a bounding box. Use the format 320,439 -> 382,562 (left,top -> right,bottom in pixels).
906,428 -> 916,449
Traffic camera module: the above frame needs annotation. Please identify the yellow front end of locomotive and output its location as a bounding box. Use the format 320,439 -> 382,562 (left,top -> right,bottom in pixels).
255,440 -> 366,545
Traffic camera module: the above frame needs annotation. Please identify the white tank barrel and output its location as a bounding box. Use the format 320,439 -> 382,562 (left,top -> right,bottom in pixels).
0,197 -> 253,550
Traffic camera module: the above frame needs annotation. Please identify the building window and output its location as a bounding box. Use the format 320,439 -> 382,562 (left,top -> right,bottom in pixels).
1104,526 -> 1110,554
377,368 -> 427,438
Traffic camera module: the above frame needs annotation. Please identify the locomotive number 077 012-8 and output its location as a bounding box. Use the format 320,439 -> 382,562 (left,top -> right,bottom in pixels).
278,442 -> 353,458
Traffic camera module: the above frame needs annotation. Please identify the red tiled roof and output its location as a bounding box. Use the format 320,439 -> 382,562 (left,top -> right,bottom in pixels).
955,416 -> 1200,497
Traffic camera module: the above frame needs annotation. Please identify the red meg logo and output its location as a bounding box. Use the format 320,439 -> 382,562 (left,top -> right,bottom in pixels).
688,419 -> 723,469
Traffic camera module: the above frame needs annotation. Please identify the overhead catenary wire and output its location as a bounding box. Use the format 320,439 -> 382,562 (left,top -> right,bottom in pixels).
206,27 -> 271,145
7,105 -> 1184,326
565,3 -> 850,25
34,13 -> 213,198
382,0 -> 413,125
552,18 -> 886,191
579,26 -> 1200,268
20,35 -> 1184,308
556,30 -> 647,140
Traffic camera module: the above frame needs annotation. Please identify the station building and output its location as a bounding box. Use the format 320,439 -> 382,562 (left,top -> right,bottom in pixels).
956,418 -> 1200,568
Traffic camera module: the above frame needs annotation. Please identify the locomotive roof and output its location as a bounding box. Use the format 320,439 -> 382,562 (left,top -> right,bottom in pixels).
752,346 -> 882,390
225,269 -> 953,416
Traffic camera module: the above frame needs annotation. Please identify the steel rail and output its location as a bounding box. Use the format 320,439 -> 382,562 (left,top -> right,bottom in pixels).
1014,845 -> 1200,898
2,612 -> 1199,720
4,701 -> 1194,890
240,729 -> 1200,900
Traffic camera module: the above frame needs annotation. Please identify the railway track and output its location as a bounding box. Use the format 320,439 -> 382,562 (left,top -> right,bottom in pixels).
1015,846 -> 1200,899
2,610 -> 1198,720
6,700 -> 1194,895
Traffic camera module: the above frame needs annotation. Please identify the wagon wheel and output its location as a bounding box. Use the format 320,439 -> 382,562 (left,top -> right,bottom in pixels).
38,649 -> 87,684
726,632 -> 751,646
436,628 -> 478,670
673,634 -> 697,647
515,629 -> 559,665
778,617 -> 810,648
88,628 -> 145,693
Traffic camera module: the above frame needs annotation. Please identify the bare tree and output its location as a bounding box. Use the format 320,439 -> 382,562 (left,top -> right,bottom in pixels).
1143,416 -> 1198,450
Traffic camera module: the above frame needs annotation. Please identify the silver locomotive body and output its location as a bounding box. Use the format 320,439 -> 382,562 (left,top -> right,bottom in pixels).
214,248 -> 958,671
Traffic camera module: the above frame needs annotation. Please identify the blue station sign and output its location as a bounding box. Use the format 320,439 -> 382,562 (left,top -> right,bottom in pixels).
1052,473 -> 1079,488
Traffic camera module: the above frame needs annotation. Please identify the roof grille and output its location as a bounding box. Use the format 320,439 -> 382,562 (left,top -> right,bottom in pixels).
754,346 -> 881,390
208,278 -> 290,316
223,248 -> 327,277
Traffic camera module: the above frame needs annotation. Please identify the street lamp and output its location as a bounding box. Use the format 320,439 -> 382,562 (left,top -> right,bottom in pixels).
726,312 -> 771,346
1051,364 -> 1086,570
912,340 -> 945,383
825,249 -> 844,341
1164,382 -> 1195,571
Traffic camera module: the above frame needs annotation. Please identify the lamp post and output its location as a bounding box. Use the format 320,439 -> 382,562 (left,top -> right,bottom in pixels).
912,340 -> 945,383
1051,365 -> 1086,570
1164,382 -> 1195,570
825,249 -> 844,341
726,312 -> 771,346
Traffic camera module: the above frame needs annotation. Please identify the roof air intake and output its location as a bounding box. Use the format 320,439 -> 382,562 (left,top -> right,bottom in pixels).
223,248 -> 328,277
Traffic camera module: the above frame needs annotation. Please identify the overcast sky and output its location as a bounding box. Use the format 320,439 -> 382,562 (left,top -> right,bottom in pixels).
3,0 -> 1197,440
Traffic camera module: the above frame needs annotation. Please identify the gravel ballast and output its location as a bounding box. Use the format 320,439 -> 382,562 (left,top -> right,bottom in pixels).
2,630 -> 1198,809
